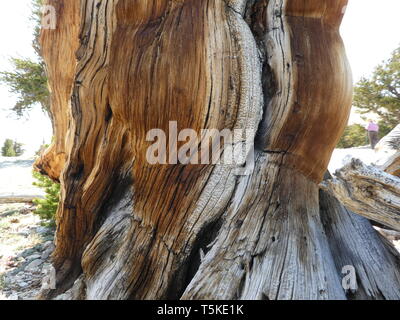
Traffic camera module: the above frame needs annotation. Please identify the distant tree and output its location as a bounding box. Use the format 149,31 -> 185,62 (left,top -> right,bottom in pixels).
337,121 -> 392,149
337,124 -> 366,148
1,139 -> 16,157
339,48 -> 399,149
353,47 -> 400,129
0,58 -> 49,117
13,141 -> 24,156
378,121 -> 395,141
0,0 -> 49,118
1,139 -> 25,157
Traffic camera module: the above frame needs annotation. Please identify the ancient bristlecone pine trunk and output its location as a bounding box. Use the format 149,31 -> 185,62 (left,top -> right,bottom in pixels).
37,0 -> 400,300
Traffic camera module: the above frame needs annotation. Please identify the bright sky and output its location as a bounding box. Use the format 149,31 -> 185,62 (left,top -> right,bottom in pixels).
0,0 -> 399,156
0,0 -> 51,157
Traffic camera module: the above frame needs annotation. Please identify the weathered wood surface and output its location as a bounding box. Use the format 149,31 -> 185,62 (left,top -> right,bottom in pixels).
376,124 -> 400,152
35,0 -> 400,300
0,196 -> 42,204
256,0 -> 353,183
319,187 -> 400,300
182,153 -> 346,300
374,227 -> 400,241
42,0 -> 265,299
381,151 -> 400,177
33,0 -> 80,182
321,159 -> 400,232
377,124 -> 400,177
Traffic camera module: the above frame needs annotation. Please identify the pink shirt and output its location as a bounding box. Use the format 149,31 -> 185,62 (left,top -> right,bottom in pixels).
366,123 -> 379,132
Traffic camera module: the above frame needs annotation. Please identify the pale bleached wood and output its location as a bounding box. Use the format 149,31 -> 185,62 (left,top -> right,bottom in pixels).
377,124 -> 400,177
321,159 -> 400,231
320,188 -> 400,300
0,196 -> 42,204
374,226 -> 400,240
376,124 -> 400,153
182,153 -> 346,300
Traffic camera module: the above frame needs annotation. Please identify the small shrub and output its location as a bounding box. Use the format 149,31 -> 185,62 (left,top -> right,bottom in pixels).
337,122 -> 393,149
1,139 -> 16,157
13,141 -> 24,156
32,171 -> 60,227
337,124 -> 367,148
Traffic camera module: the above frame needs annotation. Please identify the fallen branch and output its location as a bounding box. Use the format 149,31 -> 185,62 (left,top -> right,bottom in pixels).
380,151 -> 400,177
373,226 -> 400,241
320,158 -> 400,231
0,195 -> 43,204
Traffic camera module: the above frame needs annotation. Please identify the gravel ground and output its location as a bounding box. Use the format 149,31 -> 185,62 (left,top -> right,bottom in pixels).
0,203 -> 55,300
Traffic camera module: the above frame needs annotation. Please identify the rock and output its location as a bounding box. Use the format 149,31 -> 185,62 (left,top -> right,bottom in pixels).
54,293 -> 67,300
25,259 -> 44,272
26,254 -> 41,262
20,206 -> 33,215
18,281 -> 29,288
41,247 -> 53,260
18,231 -> 29,237
21,248 -> 36,258
6,276 -> 15,284
8,293 -> 19,300
16,256 -> 26,263
36,226 -> 49,234
42,241 -> 54,251
6,260 -> 17,268
9,266 -> 23,276
42,235 -> 55,242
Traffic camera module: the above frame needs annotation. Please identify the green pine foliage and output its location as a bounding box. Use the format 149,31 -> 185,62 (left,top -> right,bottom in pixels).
337,122 -> 392,149
0,58 -> 49,117
354,47 -> 400,129
1,139 -> 24,157
337,124 -> 367,148
338,46 -> 399,149
32,170 -> 60,227
1,139 -> 16,157
13,141 -> 24,156
0,0 -> 50,118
